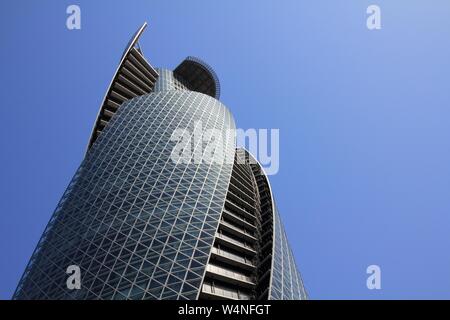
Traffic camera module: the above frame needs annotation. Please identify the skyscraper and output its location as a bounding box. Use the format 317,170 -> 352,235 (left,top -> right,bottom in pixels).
13,23 -> 307,300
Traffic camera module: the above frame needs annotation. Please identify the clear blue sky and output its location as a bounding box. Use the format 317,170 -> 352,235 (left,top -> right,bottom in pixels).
1,0 -> 450,299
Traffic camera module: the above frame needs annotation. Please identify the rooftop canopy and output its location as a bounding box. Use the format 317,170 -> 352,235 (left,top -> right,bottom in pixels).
174,56 -> 221,99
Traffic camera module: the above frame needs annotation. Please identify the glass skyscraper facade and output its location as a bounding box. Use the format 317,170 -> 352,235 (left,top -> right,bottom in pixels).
13,23 -> 307,300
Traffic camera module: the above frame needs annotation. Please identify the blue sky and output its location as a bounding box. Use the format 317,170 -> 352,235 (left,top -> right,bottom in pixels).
1,0 -> 450,299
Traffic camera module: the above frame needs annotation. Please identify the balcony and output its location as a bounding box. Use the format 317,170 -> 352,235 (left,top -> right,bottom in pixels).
227,190 -> 256,214
233,163 -> 253,182
205,264 -> 255,289
219,220 -> 257,243
222,210 -> 256,231
210,247 -> 256,271
201,283 -> 251,300
215,233 -> 256,255
229,179 -> 254,203
231,167 -> 254,192
225,199 -> 256,222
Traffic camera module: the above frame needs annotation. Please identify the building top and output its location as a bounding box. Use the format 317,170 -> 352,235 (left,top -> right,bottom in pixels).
87,22 -> 158,150
174,56 -> 221,100
87,22 -> 221,151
